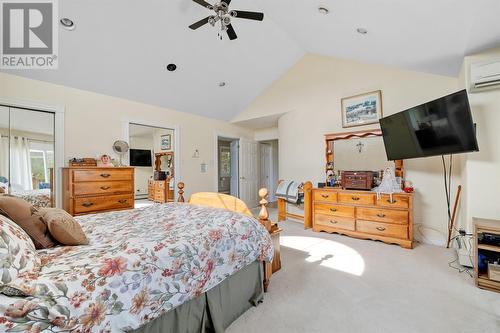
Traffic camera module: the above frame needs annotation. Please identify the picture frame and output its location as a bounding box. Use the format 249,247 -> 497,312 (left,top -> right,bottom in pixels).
160,134 -> 171,150
341,90 -> 383,128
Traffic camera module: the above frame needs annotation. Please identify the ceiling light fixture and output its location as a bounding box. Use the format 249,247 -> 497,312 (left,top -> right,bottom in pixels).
166,63 -> 177,71
219,82 -> 226,87
357,28 -> 368,35
318,6 -> 329,15
60,18 -> 75,30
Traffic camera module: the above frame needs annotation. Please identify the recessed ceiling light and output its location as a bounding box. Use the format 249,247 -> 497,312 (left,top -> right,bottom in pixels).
219,82 -> 226,87
357,28 -> 368,35
318,6 -> 329,15
166,63 -> 177,71
60,18 -> 75,30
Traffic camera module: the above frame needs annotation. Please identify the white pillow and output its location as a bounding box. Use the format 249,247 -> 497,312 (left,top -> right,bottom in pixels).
0,214 -> 41,289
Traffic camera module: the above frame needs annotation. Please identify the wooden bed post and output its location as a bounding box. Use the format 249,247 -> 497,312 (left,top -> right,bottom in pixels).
259,188 -> 272,292
177,182 -> 185,202
258,188 -> 271,232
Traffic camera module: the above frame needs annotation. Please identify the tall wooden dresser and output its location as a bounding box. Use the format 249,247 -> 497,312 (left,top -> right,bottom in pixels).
62,167 -> 135,216
312,188 -> 413,249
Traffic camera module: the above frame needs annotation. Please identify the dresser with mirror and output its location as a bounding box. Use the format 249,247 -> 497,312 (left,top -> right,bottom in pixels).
312,129 -> 413,249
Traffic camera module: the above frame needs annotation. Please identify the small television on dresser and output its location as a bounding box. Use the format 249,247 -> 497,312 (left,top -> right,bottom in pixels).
130,149 -> 152,167
380,90 -> 479,160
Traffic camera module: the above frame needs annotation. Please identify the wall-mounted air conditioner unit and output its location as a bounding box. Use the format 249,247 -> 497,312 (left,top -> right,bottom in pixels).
469,60 -> 500,93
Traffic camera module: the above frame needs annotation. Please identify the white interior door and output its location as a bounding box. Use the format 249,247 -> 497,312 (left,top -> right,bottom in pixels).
239,138 -> 259,208
260,143 -> 272,200
230,140 -> 239,197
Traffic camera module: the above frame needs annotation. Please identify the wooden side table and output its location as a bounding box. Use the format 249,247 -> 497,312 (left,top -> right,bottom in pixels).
474,217 -> 500,293
270,224 -> 282,273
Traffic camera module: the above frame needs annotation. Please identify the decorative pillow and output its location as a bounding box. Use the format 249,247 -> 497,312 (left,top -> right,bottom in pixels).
0,215 -> 41,287
40,208 -> 89,246
0,195 -> 56,249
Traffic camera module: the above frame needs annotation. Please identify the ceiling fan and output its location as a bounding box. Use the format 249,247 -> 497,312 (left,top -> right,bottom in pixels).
189,0 -> 264,40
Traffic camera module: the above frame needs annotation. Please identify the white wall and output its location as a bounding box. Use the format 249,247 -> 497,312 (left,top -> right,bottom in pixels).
0,72 -> 254,199
238,54 -> 461,245
459,47 -> 500,230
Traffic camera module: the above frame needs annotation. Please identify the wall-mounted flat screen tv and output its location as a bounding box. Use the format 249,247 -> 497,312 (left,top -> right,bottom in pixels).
130,149 -> 152,167
379,90 -> 479,160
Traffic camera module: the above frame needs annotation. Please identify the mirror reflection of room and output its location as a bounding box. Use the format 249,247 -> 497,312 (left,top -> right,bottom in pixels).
0,106 -> 55,207
333,136 -> 393,172
128,123 -> 175,206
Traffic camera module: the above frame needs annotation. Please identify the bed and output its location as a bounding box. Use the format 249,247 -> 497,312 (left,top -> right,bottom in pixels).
11,188 -> 52,208
0,191 -> 274,332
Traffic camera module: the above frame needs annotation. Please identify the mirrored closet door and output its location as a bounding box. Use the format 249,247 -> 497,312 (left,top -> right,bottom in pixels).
0,106 -> 56,208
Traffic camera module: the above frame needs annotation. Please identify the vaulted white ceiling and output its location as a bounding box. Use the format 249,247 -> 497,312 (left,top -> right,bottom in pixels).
1,0 -> 499,121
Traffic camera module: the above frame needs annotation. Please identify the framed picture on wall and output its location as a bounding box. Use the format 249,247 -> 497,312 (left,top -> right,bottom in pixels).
341,90 -> 383,128
161,134 -> 171,150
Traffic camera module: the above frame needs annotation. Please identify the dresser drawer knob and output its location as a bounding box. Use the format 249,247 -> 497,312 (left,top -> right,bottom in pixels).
376,213 -> 386,218
321,194 -> 329,198
100,173 -> 111,178
100,186 -> 111,190
82,202 -> 94,207
329,220 -> 338,224
386,199 -> 397,204
118,199 -> 128,204
351,197 -> 360,201
376,227 -> 386,231
330,208 -> 337,212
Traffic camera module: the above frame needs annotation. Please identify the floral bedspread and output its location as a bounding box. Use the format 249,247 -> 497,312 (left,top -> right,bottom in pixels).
0,203 -> 273,332
12,189 -> 51,208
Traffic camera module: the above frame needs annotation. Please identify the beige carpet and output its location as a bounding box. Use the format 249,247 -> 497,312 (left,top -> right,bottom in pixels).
228,209 -> 500,333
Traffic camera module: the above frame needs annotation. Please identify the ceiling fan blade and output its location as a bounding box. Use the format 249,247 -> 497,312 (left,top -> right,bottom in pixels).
226,24 -> 237,40
222,0 -> 232,5
233,10 -> 264,21
192,0 -> 213,9
189,17 -> 210,30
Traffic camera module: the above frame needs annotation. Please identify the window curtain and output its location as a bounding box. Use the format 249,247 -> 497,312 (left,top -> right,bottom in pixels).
10,136 -> 32,191
0,136 -> 8,185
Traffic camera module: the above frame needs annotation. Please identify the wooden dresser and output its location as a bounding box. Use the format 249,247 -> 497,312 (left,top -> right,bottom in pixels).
312,188 -> 413,249
62,167 -> 135,216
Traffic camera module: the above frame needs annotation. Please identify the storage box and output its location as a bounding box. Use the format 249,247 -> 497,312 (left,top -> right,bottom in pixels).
488,263 -> 500,282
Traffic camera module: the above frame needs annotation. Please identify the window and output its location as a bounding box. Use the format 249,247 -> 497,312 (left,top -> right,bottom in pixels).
29,142 -> 54,189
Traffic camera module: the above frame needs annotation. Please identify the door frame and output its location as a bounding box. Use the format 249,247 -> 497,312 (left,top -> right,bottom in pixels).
259,142 -> 275,202
213,132 -> 240,194
123,119 -> 180,200
0,98 -> 65,208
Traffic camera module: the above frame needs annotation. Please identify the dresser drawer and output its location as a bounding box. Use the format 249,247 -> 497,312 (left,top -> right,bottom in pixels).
315,214 -> 355,231
313,190 -> 337,202
155,181 -> 167,190
74,194 -> 133,214
357,207 -> 408,224
338,192 -> 375,205
73,169 -> 133,182
356,220 -> 408,239
376,194 -> 409,209
74,181 -> 133,196
315,203 -> 355,218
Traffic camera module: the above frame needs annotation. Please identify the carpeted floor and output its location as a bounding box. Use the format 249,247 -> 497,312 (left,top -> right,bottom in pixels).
228,209 -> 500,333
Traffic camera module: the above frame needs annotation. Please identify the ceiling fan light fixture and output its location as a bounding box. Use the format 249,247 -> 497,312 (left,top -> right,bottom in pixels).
318,6 -> 329,15
60,18 -> 75,30
357,27 -> 368,35
166,63 -> 177,71
219,82 -> 226,87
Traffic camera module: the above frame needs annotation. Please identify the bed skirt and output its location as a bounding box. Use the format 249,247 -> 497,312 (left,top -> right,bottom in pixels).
131,261 -> 264,333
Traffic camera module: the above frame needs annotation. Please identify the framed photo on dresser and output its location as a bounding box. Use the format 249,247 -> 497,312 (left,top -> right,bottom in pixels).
341,90 -> 383,128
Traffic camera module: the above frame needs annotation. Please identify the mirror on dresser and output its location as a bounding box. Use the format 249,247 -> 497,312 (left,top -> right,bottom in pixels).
325,129 -> 404,190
